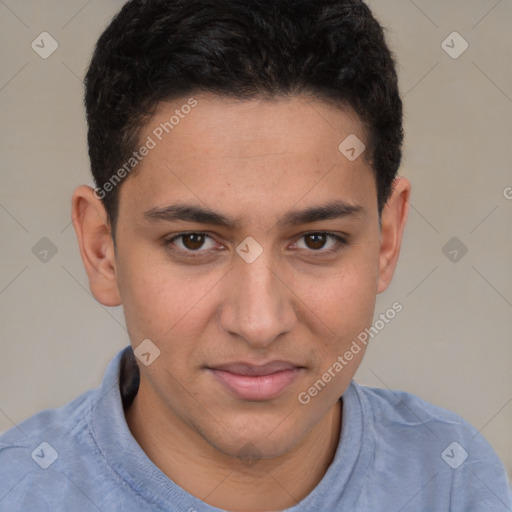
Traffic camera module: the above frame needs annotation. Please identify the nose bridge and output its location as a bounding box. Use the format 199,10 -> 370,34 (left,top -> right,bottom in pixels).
220,245 -> 295,347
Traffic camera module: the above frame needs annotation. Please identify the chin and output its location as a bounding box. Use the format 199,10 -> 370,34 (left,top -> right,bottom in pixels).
217,435 -> 297,462
196,409 -> 312,462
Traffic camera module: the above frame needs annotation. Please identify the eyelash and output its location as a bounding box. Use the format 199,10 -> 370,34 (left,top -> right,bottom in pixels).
163,231 -> 348,257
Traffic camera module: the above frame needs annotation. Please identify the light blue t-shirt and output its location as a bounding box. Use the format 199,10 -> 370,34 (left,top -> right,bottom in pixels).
1,346 -> 510,511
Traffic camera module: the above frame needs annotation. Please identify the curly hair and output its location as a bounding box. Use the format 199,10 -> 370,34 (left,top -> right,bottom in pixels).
84,0 -> 403,237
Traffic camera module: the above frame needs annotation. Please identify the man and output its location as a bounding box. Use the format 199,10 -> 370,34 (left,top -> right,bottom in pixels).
1,0 -> 510,510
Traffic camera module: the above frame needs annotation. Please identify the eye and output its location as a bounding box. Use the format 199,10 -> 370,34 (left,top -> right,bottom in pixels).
164,231 -> 347,257
165,232 -> 219,253
293,232 -> 347,253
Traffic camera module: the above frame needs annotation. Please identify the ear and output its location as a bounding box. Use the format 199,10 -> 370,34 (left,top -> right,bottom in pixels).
71,185 -> 122,306
377,177 -> 411,294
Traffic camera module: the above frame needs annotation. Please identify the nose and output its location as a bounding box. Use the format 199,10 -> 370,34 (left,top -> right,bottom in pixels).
218,248 -> 297,349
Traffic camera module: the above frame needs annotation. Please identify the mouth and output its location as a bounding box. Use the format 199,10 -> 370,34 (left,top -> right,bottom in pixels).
207,361 -> 305,401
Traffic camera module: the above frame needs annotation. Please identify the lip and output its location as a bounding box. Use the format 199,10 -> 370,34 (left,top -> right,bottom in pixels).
207,361 -> 303,401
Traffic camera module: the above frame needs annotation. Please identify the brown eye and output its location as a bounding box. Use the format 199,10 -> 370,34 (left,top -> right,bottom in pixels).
165,232 -> 218,253
294,232 -> 347,254
181,233 -> 206,250
304,233 -> 328,250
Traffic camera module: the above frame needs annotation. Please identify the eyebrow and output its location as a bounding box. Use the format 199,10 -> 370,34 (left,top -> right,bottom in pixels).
143,199 -> 364,230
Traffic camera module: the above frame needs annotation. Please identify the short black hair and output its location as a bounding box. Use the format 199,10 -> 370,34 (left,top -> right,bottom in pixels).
84,0 -> 403,238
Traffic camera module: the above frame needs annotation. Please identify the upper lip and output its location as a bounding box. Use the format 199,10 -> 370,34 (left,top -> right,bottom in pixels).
208,361 -> 302,376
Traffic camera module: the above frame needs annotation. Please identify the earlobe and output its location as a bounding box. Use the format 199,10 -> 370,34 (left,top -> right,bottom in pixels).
71,185 -> 122,307
376,177 -> 411,294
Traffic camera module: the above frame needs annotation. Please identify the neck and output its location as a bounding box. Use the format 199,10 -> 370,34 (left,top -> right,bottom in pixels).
125,381 -> 342,511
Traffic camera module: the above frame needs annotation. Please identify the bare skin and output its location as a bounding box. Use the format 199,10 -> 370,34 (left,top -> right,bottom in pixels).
72,94 -> 410,511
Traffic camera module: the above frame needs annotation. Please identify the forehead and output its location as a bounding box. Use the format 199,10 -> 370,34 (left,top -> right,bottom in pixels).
146,93 -> 366,156
118,94 -> 376,223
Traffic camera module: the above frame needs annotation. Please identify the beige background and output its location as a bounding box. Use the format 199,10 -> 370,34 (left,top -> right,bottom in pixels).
0,0 -> 511,481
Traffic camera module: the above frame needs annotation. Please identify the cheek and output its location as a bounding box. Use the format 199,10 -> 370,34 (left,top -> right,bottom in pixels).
297,251 -> 379,341
116,248 -> 221,357
114,241 -> 175,347
293,262 -> 378,403
116,258 -> 168,340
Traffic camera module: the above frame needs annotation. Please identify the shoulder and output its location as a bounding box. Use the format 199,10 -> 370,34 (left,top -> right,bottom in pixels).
0,346 -> 130,456
0,347 -> 150,511
352,381 -> 494,457
354,381 -> 468,429
0,387 -> 96,468
350,381 -> 512,510
0,388 -> 95,445
0,388 -> 103,507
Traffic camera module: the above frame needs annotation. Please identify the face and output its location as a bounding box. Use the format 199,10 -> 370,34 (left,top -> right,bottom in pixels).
76,93 -> 408,460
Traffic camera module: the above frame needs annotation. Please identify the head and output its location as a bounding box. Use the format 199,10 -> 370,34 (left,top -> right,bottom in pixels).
73,0 -> 410,461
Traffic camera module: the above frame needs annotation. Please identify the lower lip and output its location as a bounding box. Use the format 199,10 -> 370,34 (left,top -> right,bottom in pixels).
209,368 -> 301,401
